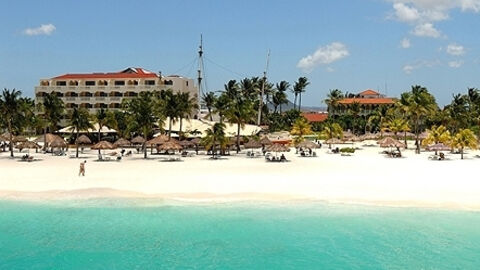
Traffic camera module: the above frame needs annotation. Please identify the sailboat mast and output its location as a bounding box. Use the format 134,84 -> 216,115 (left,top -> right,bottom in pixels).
197,35 -> 204,99
257,50 -> 270,126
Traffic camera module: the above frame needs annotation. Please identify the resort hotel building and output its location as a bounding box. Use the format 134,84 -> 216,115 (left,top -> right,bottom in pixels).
329,89 -> 395,117
35,67 -> 198,123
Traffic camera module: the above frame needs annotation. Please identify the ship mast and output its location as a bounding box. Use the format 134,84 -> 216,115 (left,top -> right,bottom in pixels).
257,50 -> 270,125
197,35 -> 205,111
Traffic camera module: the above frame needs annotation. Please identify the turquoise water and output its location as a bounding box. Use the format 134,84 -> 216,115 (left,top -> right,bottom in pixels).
1,200 -> 479,269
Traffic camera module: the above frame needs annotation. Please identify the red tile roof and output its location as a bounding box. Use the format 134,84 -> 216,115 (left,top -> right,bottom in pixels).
303,113 -> 328,122
53,67 -> 158,79
358,89 -> 380,96
338,98 -> 395,105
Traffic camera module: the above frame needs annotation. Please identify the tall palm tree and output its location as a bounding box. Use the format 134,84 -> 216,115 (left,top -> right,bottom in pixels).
0,88 -> 24,157
162,90 -> 181,139
325,89 -> 344,116
177,92 -> 198,135
368,105 -> 390,136
95,108 -> 109,142
201,122 -> 228,158
293,77 -> 309,111
275,81 -> 290,113
348,101 -> 361,135
403,85 -> 438,153
226,99 -> 255,153
123,92 -> 159,158
202,92 -> 216,121
451,129 -> 477,159
213,93 -> 231,123
69,108 -> 93,158
291,117 -> 312,144
41,92 -> 65,150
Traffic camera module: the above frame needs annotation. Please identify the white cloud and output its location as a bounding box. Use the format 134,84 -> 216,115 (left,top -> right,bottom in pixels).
401,38 -> 411,48
326,67 -> 335,72
403,59 -> 440,74
411,23 -> 442,38
446,43 -> 465,55
297,42 -> 349,72
448,60 -> 464,68
393,3 -> 420,22
23,24 -> 56,36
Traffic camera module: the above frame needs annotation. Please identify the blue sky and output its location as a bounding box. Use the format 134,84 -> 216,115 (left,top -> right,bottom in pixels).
1,0 -> 480,106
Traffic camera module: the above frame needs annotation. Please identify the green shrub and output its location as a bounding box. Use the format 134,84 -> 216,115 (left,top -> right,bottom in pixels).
340,147 -> 355,153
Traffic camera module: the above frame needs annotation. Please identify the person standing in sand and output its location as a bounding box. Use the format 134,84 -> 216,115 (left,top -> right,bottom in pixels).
79,160 -> 86,176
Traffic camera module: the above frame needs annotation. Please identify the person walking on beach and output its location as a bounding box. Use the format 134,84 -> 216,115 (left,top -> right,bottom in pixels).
79,160 -> 86,176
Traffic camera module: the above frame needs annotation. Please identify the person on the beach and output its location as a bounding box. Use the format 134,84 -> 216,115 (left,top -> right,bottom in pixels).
79,160 -> 86,176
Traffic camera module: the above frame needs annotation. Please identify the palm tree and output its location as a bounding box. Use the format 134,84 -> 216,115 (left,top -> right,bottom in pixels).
95,108 -> 108,142
202,92 -> 216,121
213,93 -> 231,123
384,118 -> 410,140
422,125 -> 451,155
40,93 -> 65,150
201,122 -> 228,158
69,108 -> 93,158
402,85 -> 438,153
225,99 -> 255,153
348,101 -> 361,135
177,92 -> 198,135
163,90 -> 181,139
325,89 -> 344,116
291,117 -> 312,144
0,89 -> 24,157
451,129 -> 477,159
320,121 -> 343,149
293,77 -> 309,111
275,81 -> 290,113
123,92 -> 159,158
368,105 -> 390,136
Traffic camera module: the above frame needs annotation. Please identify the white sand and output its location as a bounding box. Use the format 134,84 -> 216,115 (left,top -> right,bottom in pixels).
1,142 -> 479,210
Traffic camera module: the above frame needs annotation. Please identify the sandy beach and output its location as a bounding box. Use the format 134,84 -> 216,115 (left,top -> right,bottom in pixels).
1,142 -> 479,210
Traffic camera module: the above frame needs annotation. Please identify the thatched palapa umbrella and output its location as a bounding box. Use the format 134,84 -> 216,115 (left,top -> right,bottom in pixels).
157,140 -> 183,153
12,136 -> 27,143
244,140 -> 262,149
178,140 -> 195,148
377,137 -> 405,148
266,143 -> 290,153
131,136 -> 146,145
114,138 -> 131,147
296,140 -> 318,149
146,134 -> 169,146
426,143 -> 450,153
49,137 -> 67,148
16,141 -> 40,153
259,136 -> 272,145
91,141 -> 116,150
75,135 -> 92,145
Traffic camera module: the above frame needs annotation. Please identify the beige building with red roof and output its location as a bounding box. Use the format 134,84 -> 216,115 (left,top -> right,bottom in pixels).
35,67 -> 197,121
330,89 -> 395,116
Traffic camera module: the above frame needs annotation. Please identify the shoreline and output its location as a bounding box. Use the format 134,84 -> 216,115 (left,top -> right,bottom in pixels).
1,188 -> 479,211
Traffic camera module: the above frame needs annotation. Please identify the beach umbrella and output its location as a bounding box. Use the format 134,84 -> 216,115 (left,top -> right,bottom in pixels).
418,131 -> 429,140
296,140 -> 318,149
178,140 -> 195,148
91,141 -> 116,150
12,136 -> 27,143
191,137 -> 202,145
49,137 -> 67,148
15,141 -> 40,153
75,135 -> 92,145
146,134 -> 169,146
131,136 -> 146,145
378,137 -> 405,148
426,143 -> 450,152
0,134 -> 8,142
244,140 -> 262,149
266,143 -> 290,153
113,138 -> 131,147
259,136 -> 272,145
157,140 -> 183,152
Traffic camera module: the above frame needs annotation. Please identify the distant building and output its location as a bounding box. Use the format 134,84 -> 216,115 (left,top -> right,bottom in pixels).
302,112 -> 328,123
330,89 -> 395,116
35,67 -> 198,123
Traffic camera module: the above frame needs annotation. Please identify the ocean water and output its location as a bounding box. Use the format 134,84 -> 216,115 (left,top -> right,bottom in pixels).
0,200 -> 479,269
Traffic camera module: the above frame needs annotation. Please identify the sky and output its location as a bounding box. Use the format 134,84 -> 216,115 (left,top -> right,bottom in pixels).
1,0 -> 480,107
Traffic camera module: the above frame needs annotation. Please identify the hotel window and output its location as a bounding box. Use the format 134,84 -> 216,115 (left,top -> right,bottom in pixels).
86,81 -> 95,86
56,81 -> 67,86
186,81 -> 189,86
114,80 -> 125,86
145,80 -> 155,85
